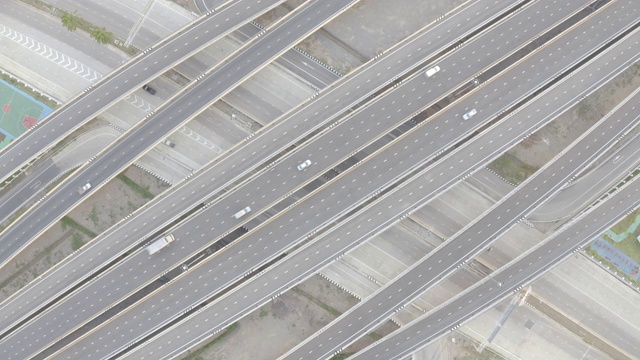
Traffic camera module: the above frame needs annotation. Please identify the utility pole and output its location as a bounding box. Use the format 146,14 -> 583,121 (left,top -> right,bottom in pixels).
125,0 -> 156,47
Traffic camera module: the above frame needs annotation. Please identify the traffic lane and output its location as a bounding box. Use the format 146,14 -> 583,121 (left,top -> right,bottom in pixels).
0,0 -> 528,332
225,81 -> 292,122
195,0 -> 229,14
0,159 -> 58,224
32,0 -> 591,354
537,270 -> 640,357
0,0 -> 285,184
0,0 -> 348,264
60,4 -> 633,356
531,132 -> 640,221
122,22 -> 640,360
0,1 -> 362,357
233,21 -> 340,87
279,49 -> 341,88
351,179 -> 640,360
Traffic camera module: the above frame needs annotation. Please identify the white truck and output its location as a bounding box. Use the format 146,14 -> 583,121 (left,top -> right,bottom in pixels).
146,234 -> 175,255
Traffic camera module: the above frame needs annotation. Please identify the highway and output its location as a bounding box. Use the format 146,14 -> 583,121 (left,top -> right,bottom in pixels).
56,2 -> 640,358
281,26 -> 640,360
1,0 -> 562,355
15,0 -> 600,357
531,130 -> 640,222
0,0 -> 285,184
0,0 -> 356,271
0,0 -> 527,343
122,14 -> 640,359
349,175 -> 640,360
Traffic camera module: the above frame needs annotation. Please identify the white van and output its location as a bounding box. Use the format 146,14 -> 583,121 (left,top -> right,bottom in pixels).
297,159 -> 312,171
425,66 -> 440,77
463,109 -> 477,121
233,206 -> 251,219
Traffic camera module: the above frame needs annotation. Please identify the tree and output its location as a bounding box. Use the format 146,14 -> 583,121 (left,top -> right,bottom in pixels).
91,27 -> 112,45
61,11 -> 79,32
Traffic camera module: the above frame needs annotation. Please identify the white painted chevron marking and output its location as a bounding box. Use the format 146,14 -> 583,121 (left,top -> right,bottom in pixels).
69,60 -> 80,72
0,24 -> 105,84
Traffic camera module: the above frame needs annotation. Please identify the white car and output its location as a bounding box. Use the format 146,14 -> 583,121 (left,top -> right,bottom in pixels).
77,183 -> 91,195
297,159 -> 312,171
232,206 -> 251,219
425,66 -> 440,78
462,108 -> 477,121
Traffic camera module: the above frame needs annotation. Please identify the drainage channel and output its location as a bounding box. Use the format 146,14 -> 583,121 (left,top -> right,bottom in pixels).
2,0 -> 535,347
34,0 -> 619,358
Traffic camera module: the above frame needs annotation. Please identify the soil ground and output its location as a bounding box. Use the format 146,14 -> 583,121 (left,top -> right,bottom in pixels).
490,61 -> 640,184
0,165 -> 169,302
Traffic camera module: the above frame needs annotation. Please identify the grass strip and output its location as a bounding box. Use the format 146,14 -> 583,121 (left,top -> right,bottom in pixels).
117,173 -> 154,199
181,323 -> 238,360
60,216 -> 97,238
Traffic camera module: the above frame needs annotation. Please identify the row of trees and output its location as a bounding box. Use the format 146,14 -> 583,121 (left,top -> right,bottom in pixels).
61,11 -> 113,45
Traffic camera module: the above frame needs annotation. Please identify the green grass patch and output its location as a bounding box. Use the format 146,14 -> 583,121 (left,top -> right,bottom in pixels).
488,153 -> 539,185
293,287 -> 341,317
259,308 -> 269,318
330,354 -> 353,360
181,323 -> 238,360
60,216 -> 97,238
609,208 -> 640,236
117,173 -> 154,199
71,232 -> 85,251
88,205 -> 99,227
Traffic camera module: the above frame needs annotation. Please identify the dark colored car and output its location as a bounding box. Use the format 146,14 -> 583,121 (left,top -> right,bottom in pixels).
142,84 -> 156,95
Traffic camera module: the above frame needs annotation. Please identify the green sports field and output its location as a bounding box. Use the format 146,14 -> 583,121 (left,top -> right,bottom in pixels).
0,78 -> 53,150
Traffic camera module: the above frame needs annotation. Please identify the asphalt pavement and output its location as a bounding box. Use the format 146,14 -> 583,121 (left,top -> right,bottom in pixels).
29,1 -> 597,357
78,2 -> 640,358
282,21 -> 640,360
0,0 -> 284,186
127,17 -> 640,360
531,131 -> 640,222
0,0 -> 351,273
0,0 -> 525,345
350,173 -> 640,360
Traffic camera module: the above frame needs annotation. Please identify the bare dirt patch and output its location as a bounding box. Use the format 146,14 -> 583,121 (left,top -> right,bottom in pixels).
491,61 -> 640,183
296,0 -> 464,75
179,275 -> 365,360
0,166 -> 169,302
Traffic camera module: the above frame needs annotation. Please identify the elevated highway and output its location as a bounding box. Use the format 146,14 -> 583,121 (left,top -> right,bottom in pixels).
350,171 -> 640,360
0,0 -> 357,272
0,0 -> 527,344
0,0 -> 286,184
123,13 -> 640,359
48,0 -> 640,357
